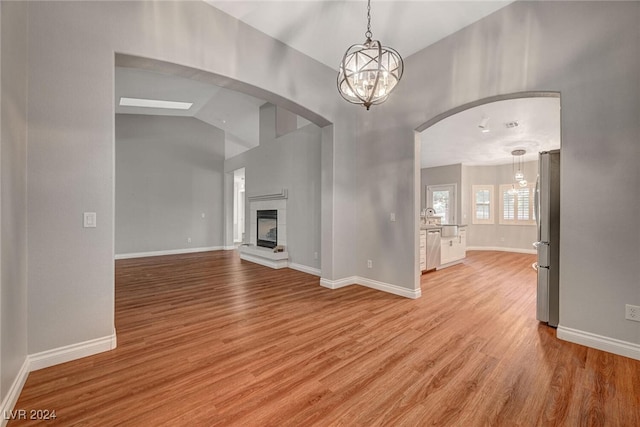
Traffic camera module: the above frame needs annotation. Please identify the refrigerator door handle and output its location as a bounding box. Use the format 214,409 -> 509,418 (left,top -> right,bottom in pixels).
535,175 -> 540,232
533,241 -> 549,248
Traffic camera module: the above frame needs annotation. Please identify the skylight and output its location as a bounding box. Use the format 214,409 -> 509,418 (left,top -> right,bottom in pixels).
119,97 -> 193,110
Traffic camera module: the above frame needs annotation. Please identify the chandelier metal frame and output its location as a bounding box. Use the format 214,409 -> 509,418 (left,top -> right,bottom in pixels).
337,0 -> 404,110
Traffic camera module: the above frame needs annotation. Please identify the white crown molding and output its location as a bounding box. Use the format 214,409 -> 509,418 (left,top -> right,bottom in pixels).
247,189 -> 288,201
557,326 -> 640,361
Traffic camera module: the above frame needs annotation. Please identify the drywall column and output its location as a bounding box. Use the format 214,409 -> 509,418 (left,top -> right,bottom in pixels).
26,0 -> 354,357
358,1 -> 640,353
1,0 -> 29,405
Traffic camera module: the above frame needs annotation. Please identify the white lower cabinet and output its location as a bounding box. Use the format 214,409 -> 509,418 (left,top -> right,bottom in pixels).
440,227 -> 466,266
419,230 -> 427,272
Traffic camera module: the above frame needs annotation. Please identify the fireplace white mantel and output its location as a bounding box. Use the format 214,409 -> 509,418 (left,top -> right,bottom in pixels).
239,189 -> 289,269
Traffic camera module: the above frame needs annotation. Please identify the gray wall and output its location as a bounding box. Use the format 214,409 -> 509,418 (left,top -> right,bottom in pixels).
25,0 -> 355,355
7,1 -> 636,401
359,1 -> 639,344
225,104 -> 322,270
115,115 -> 225,255
1,0 -> 28,401
461,161 -> 538,251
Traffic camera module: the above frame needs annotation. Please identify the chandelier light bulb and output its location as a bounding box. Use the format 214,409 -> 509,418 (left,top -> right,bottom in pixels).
337,0 -> 403,110
519,179 -> 528,187
515,171 -> 524,181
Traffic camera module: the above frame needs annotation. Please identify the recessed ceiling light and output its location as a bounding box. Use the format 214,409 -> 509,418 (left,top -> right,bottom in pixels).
478,117 -> 490,132
119,97 -> 193,110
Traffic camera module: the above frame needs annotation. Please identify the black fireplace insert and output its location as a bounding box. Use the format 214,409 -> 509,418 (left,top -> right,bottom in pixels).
257,209 -> 277,249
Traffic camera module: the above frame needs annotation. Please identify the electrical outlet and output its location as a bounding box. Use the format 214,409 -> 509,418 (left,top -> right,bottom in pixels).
314,252 -> 318,260
367,260 -> 373,268
625,304 -> 640,322
390,212 -> 396,222
187,237 -> 192,244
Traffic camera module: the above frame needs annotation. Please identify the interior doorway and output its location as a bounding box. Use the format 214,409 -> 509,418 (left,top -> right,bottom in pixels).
415,92 -> 561,297
233,168 -> 245,244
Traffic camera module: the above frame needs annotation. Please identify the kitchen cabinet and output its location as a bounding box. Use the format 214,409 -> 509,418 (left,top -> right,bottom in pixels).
440,226 -> 466,266
419,230 -> 427,272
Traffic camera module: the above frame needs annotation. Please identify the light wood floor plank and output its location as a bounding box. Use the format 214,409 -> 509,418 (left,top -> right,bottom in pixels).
9,250 -> 640,426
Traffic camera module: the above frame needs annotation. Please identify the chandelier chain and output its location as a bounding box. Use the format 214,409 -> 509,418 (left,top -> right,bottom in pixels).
365,0 -> 372,39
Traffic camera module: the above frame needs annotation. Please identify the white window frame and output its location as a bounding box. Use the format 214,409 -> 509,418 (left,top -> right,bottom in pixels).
472,185 -> 494,225
499,183 -> 536,225
426,184 -> 457,224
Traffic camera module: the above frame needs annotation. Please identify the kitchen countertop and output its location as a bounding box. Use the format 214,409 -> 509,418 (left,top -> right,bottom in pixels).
420,224 -> 467,230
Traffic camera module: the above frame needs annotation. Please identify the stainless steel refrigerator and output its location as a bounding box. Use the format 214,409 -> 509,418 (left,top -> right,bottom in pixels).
535,150 -> 560,327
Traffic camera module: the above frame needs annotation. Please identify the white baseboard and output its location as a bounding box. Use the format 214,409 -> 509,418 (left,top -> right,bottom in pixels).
29,331 -> 117,371
0,358 -> 29,427
115,246 -> 223,260
320,276 -> 421,299
288,263 -> 321,277
557,326 -> 640,361
0,331 -> 117,425
437,259 -> 464,270
239,253 -> 289,269
356,277 -> 422,299
466,246 -> 536,255
320,276 -> 357,290
223,245 -> 237,250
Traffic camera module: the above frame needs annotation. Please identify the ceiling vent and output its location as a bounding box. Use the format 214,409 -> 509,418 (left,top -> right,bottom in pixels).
505,121 -> 519,129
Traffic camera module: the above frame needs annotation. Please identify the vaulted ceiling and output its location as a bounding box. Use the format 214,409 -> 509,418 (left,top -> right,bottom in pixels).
115,1 -> 561,166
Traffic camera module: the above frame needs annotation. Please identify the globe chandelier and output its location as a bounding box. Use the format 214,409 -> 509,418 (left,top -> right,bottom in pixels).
337,0 -> 404,110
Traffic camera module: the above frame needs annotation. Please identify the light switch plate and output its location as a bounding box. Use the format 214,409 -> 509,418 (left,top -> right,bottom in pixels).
84,212 -> 97,228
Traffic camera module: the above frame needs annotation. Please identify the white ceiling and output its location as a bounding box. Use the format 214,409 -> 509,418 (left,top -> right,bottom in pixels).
420,97 -> 561,168
115,67 -> 265,153
117,1 -> 554,165
206,1 -> 514,69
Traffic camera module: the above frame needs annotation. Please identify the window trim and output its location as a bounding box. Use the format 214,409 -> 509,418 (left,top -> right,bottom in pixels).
499,183 -> 536,226
472,185 -> 494,225
426,183 -> 457,225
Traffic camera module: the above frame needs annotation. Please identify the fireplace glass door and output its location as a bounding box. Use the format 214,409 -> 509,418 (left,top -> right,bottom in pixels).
257,210 -> 277,249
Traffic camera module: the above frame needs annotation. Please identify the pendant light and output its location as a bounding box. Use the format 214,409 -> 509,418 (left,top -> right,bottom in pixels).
337,0 -> 404,110
511,149 -> 527,187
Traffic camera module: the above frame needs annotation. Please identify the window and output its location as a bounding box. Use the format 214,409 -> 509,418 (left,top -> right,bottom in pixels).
499,183 -> 535,225
427,184 -> 457,224
472,185 -> 494,224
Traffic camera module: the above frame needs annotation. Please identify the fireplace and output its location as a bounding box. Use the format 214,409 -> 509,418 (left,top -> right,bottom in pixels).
256,210 -> 278,249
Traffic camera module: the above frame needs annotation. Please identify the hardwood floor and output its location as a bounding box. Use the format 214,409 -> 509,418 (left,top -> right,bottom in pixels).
10,250 -> 640,426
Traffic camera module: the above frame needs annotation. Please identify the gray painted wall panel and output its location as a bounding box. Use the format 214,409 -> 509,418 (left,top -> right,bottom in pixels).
115,115 -> 225,254
461,162 -> 538,251
226,104 -> 322,270
26,0 -> 353,355
1,0 -> 28,400
359,1 -> 640,344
